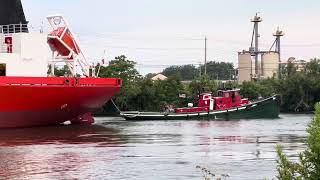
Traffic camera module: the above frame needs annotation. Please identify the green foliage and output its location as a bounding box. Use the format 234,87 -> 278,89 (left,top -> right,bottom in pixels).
48,65 -> 72,77
153,76 -> 185,109
98,55 -> 142,111
279,73 -> 312,112
98,55 -> 320,113
187,75 -> 218,106
135,78 -> 157,111
276,145 -> 301,180
306,58 -> 320,75
162,64 -> 198,80
304,103 -> 320,178
241,59 -> 320,112
276,103 -> 320,180
240,80 -> 274,100
188,75 -> 218,94
282,62 -> 298,78
203,61 -> 235,80
161,61 -> 235,81
278,59 -> 320,111
98,56 -> 186,111
98,55 -> 141,82
134,76 -> 185,111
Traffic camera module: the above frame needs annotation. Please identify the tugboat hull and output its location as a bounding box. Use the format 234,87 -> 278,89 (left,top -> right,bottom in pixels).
121,96 -> 280,121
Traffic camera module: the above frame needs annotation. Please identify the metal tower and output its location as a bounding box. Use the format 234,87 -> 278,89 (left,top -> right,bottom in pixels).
250,13 -> 262,76
239,14 -> 284,83
273,27 -> 284,60
273,27 -> 284,78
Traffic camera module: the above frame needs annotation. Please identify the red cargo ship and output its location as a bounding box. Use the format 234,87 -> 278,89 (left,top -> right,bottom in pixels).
0,1 -> 122,128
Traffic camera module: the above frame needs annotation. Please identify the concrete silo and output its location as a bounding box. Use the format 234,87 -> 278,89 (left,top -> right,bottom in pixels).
261,52 -> 279,78
238,14 -> 285,82
238,53 -> 252,83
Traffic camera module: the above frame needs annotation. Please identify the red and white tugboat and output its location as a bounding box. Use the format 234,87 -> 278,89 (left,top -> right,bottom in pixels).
121,89 -> 280,120
0,0 -> 122,128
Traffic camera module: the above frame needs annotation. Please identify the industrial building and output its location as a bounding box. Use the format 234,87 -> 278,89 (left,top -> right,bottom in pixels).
238,14 -> 284,83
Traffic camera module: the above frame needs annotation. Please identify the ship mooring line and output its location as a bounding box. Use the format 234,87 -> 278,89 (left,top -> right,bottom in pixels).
110,98 -> 122,113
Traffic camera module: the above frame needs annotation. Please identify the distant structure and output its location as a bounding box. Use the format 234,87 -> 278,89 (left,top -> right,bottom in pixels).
238,53 -> 252,82
238,14 -> 284,83
286,57 -> 307,72
151,74 -> 167,81
262,52 -> 280,78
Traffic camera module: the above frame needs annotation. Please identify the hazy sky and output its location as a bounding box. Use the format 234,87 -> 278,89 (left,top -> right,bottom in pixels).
22,0 -> 320,74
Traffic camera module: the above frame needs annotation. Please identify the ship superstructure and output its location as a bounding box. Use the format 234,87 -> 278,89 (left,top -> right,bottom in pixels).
0,0 -> 122,128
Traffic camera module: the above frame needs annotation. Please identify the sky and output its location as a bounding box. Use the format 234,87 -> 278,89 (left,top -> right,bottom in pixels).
22,0 -> 320,74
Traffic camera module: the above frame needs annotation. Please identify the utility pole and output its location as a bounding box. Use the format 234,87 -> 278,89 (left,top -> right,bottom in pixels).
204,36 -> 207,75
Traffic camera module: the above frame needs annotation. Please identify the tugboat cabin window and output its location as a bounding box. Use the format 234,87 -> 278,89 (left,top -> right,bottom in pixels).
0,64 -> 6,76
232,92 -> 236,103
235,91 -> 239,96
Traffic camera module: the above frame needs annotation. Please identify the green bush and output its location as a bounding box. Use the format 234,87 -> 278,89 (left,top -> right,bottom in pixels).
276,103 -> 320,179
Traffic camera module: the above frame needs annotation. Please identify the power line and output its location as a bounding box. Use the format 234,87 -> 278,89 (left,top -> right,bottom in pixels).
78,33 -> 320,47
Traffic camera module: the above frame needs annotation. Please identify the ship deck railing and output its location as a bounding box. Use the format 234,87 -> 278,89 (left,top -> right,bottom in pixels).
0,23 -> 29,34
0,24 -> 51,53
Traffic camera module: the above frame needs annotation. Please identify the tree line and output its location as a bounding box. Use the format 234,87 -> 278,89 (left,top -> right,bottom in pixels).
146,61 -> 235,81
87,55 -> 320,113
96,55 -> 226,114
240,58 -> 320,112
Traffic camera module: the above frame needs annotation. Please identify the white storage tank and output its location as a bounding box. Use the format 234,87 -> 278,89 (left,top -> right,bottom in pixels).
238,53 -> 252,83
262,52 -> 279,78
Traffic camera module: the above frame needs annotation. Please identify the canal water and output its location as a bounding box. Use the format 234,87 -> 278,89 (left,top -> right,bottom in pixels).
0,114 -> 312,180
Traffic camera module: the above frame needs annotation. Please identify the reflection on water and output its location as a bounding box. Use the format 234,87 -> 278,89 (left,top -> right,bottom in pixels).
0,125 -> 121,146
0,114 -> 312,179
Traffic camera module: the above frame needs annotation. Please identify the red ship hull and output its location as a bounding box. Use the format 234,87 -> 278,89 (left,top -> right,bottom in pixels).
0,77 -> 122,128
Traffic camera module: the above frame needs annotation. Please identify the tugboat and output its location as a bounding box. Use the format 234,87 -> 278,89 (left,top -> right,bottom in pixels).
0,0 -> 122,128
121,89 -> 280,120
